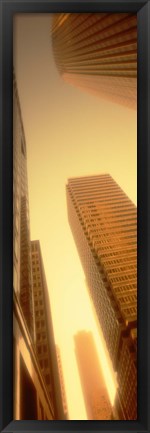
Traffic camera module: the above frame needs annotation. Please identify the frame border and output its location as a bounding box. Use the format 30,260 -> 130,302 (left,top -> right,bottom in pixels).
0,1 -> 150,432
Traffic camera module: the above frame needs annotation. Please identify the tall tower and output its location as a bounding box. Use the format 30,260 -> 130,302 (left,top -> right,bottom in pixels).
74,331 -> 112,420
56,346 -> 69,419
66,174 -> 137,419
13,74 -> 64,420
31,240 -> 56,413
13,72 -> 35,340
51,13 -> 137,109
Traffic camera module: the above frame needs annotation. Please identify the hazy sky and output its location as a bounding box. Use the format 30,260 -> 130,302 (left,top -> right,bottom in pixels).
13,14 -> 137,420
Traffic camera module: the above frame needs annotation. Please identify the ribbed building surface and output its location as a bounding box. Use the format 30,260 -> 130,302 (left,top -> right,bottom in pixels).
66,174 -> 137,419
52,13 -> 137,109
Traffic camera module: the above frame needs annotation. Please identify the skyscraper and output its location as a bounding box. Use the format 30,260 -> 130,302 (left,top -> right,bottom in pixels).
66,174 -> 137,419
31,240 -> 57,414
114,328 -> 137,420
13,73 -> 64,420
51,13 -> 137,109
56,346 -> 69,419
74,331 -> 112,420
13,72 -> 35,340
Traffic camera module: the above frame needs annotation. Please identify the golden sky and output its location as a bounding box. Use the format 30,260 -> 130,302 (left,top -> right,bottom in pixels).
13,14 -> 137,420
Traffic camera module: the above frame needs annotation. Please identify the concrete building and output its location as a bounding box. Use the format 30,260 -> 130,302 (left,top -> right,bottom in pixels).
56,346 -> 68,419
51,13 -> 137,109
31,240 -> 57,414
13,73 -> 64,420
74,331 -> 112,420
13,72 -> 35,341
66,174 -> 137,419
114,328 -> 137,420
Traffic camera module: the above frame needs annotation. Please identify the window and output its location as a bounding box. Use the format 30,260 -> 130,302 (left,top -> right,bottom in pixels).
43,345 -> 47,353
35,311 -> 40,318
44,359 -> 48,368
45,374 -> 50,385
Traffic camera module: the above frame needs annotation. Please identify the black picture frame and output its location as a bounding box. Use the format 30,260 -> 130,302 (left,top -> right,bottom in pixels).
0,0 -> 149,432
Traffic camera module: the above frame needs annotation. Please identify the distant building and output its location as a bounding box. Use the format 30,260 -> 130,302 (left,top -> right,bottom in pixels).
31,240 -> 57,413
56,346 -> 69,419
52,13 -> 137,109
66,174 -> 137,419
74,331 -> 112,420
13,73 -> 64,420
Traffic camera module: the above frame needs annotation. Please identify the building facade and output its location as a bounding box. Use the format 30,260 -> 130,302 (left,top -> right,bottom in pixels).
114,328 -> 137,420
56,346 -> 69,419
13,73 -> 64,420
31,240 -> 57,414
13,72 -> 35,341
66,174 -> 137,419
74,331 -> 112,420
51,13 -> 137,109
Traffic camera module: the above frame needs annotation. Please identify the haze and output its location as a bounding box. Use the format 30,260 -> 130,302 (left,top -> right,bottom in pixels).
13,14 -> 137,420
